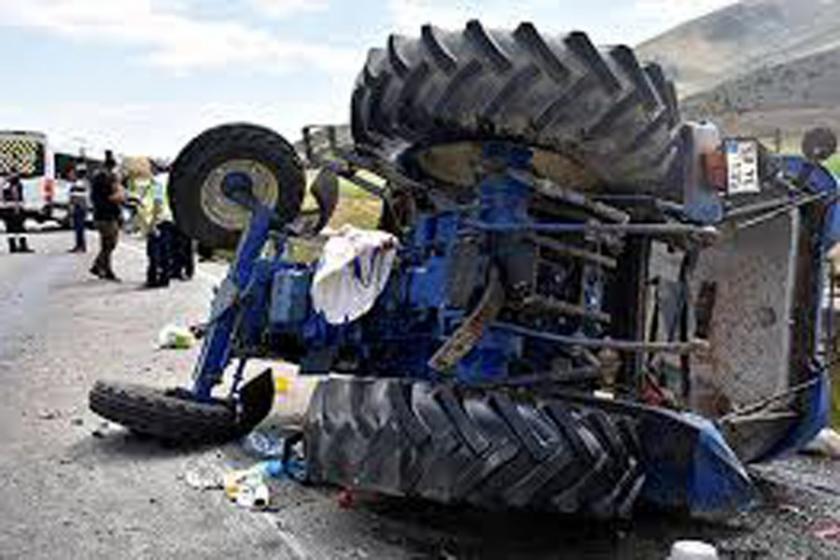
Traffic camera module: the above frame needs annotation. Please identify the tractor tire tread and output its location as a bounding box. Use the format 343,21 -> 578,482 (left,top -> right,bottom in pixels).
351,21 -> 681,195
88,380 -> 240,443
305,377 -> 645,517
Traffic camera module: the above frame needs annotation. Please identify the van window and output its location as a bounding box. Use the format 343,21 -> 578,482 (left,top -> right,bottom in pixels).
0,136 -> 46,179
54,152 -> 78,179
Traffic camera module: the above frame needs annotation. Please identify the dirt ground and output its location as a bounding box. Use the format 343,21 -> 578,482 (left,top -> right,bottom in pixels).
1,230 -> 839,559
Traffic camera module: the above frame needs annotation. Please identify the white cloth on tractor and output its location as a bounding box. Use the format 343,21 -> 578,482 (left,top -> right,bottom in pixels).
311,225 -> 397,324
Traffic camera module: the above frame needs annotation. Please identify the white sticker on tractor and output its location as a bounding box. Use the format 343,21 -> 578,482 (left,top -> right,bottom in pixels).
725,139 -> 760,195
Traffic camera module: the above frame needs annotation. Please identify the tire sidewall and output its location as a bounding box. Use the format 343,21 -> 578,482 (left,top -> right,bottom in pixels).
169,123 -> 305,250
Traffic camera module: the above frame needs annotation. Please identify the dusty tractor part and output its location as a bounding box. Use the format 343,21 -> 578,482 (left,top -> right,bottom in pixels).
89,369 -> 274,443
168,123 -> 305,250
352,22 -> 680,197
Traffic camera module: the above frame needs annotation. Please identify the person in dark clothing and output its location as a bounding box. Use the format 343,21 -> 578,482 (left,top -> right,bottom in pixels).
89,152 -> 124,281
170,226 -> 195,280
68,164 -> 89,253
2,169 -> 33,253
146,220 -> 174,287
197,242 -> 214,262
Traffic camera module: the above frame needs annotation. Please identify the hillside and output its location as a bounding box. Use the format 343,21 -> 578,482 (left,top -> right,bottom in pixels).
638,0 -> 840,97
682,45 -> 840,140
638,0 -> 840,143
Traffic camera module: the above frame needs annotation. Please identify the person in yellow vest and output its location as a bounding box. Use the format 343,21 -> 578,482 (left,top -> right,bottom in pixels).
141,172 -> 175,288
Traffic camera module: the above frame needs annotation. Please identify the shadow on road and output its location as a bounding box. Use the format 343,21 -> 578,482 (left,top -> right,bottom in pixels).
352,496 -> 750,559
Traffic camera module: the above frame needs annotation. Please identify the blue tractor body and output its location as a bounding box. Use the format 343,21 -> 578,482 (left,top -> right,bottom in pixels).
175,139 -> 836,516
87,23 -> 840,519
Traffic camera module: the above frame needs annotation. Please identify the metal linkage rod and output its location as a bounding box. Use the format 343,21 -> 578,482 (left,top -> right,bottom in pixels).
528,176 -> 630,224
718,378 -> 820,422
494,321 -> 709,355
532,235 -> 617,268
731,192 -> 836,233
519,295 -> 612,324
724,191 -> 827,220
467,219 -> 720,240
338,148 -> 432,194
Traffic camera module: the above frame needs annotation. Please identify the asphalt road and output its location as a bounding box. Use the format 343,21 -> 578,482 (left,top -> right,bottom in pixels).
1,230 -> 840,559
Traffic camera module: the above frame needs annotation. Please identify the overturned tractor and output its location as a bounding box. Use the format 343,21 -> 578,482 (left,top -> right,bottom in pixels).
90,22 -> 838,517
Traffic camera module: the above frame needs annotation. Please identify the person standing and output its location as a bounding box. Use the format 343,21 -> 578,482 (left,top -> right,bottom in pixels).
170,224 -> 195,281
67,164 -> 89,252
141,172 -> 174,288
2,169 -> 33,253
90,152 -> 124,281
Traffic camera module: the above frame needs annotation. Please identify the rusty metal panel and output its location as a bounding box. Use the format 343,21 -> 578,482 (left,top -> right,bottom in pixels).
689,210 -> 799,414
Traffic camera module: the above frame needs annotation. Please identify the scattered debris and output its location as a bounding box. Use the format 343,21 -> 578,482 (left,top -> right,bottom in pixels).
802,428 -> 840,458
183,468 -> 223,491
242,430 -> 286,459
38,409 -> 59,420
338,489 -> 355,509
241,429 -> 307,477
778,503 -> 810,521
189,322 -> 208,340
222,455 -> 307,511
262,457 -> 307,482
668,540 -> 719,560
813,519 -> 840,542
224,466 -> 271,510
91,422 -> 110,438
156,323 -> 196,349
70,418 -> 83,426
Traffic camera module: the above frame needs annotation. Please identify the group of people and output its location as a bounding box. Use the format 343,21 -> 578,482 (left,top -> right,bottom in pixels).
1,170 -> 33,253
2,150 -> 195,289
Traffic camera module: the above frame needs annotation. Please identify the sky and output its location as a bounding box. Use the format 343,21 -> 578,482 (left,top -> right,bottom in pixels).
0,0 -> 737,158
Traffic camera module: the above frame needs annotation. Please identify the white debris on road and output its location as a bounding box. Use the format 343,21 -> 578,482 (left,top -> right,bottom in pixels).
803,428 -> 840,459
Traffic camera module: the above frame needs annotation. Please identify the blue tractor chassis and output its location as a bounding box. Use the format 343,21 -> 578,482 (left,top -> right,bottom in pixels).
177,141 -> 838,516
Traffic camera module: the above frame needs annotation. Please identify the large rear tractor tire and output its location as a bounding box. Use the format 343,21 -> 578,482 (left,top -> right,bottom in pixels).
168,123 -> 305,250
305,377 -> 645,518
352,22 -> 681,197
89,381 -> 241,443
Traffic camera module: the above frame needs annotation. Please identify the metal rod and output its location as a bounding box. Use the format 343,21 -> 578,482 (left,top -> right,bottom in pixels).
520,295 -> 612,324
338,148 -> 432,194
732,192 -> 832,232
719,378 -> 820,422
725,193 -> 813,220
493,321 -> 709,354
466,219 -> 719,240
532,235 -> 617,268
529,176 -> 630,224
341,172 -> 387,197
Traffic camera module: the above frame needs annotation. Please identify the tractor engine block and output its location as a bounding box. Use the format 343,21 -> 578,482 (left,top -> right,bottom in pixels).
263,146 -> 621,388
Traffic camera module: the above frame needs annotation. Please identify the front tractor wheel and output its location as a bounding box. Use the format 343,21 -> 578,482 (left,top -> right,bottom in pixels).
89,382 -> 240,443
168,123 -> 305,251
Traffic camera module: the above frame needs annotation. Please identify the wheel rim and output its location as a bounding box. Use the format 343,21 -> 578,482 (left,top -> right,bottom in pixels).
199,159 -> 280,231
